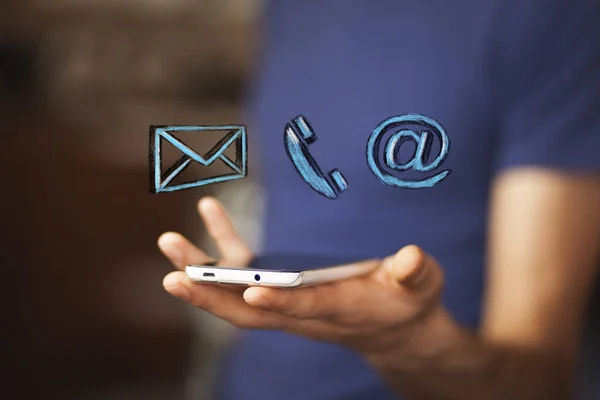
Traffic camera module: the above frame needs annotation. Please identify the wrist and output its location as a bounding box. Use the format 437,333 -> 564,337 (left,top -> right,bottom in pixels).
365,305 -> 480,373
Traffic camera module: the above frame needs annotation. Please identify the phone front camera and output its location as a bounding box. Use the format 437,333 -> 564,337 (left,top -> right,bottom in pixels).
254,274 -> 261,282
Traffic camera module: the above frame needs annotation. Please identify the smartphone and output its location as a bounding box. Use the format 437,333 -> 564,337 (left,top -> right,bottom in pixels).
185,253 -> 377,287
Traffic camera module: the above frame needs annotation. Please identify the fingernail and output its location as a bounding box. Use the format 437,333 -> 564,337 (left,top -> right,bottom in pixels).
158,233 -> 183,264
200,197 -> 218,213
244,289 -> 270,308
163,274 -> 191,301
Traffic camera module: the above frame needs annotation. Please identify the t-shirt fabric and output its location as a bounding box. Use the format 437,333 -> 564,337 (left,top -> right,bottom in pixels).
216,1 -> 600,399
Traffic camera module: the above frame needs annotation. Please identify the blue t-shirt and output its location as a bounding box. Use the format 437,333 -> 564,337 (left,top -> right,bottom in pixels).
217,1 -> 600,399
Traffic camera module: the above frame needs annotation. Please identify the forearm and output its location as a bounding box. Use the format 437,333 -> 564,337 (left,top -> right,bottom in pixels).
366,306 -> 573,400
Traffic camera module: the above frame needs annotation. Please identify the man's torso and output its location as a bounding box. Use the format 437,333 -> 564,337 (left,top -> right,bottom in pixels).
219,1 -> 501,398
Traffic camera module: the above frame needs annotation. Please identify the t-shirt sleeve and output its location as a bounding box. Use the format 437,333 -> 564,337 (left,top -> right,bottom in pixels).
492,0 -> 600,173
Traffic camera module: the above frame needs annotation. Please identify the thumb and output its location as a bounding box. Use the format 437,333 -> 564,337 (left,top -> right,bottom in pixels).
386,245 -> 443,293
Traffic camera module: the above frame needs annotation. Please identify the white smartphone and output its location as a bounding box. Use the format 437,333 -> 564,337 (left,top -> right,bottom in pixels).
185,253 -> 377,288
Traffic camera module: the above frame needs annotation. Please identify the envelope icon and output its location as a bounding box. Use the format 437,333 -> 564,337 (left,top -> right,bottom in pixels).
149,125 -> 247,193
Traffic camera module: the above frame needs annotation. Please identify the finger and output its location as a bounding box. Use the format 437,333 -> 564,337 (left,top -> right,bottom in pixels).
198,197 -> 253,263
387,245 -> 444,296
243,260 -> 381,321
158,232 -> 244,293
158,231 -> 213,270
163,271 -> 344,340
163,271 -> 292,330
243,285 -> 330,320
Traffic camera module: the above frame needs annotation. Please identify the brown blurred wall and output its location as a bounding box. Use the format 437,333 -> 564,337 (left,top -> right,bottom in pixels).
3,0 -> 262,399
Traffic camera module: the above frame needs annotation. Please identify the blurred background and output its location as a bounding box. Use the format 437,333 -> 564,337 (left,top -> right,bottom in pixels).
3,0 -> 265,399
3,1 -> 599,399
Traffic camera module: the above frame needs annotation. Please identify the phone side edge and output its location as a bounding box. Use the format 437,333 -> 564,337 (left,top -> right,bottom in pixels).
299,262 -> 376,285
186,266 -> 303,287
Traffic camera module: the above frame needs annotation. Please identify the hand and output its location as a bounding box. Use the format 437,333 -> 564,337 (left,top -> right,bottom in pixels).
158,197 -> 449,359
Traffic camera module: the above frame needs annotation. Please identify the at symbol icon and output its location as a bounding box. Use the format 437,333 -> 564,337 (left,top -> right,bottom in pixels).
366,113 -> 451,188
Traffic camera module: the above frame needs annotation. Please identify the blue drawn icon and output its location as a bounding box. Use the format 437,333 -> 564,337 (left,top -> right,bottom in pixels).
367,114 -> 450,188
284,115 -> 348,199
149,125 -> 247,193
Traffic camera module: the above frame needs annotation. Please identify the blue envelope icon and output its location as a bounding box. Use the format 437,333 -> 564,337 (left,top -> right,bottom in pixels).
149,125 -> 247,193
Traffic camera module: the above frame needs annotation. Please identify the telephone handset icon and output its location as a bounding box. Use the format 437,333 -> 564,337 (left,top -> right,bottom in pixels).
284,115 -> 348,199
